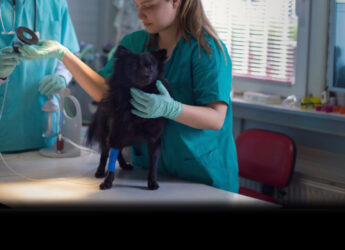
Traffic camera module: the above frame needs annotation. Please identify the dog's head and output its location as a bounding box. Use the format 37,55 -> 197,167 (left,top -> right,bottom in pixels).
113,45 -> 167,89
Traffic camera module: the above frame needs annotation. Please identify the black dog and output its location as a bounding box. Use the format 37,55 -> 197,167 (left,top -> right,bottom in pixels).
87,45 -> 171,190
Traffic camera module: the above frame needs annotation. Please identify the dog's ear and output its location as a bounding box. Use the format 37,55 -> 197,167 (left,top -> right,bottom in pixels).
114,45 -> 131,58
151,49 -> 167,62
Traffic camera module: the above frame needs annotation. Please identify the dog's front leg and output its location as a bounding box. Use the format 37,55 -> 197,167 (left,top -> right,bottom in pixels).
95,147 -> 109,178
147,139 -> 162,190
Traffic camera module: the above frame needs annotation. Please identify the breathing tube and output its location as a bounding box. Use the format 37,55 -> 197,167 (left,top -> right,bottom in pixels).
0,77 -> 9,121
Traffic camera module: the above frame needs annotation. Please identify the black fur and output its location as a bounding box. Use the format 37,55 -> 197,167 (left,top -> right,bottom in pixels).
87,45 -> 171,190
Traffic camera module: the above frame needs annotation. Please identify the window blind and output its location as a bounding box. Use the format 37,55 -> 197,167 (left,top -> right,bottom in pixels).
202,0 -> 298,84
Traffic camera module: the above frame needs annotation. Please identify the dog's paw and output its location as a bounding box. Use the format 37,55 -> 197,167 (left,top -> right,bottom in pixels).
94,169 -> 106,178
99,171 -> 115,190
100,181 -> 112,190
148,180 -> 159,190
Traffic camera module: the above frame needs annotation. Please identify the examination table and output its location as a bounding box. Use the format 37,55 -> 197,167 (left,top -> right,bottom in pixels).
0,150 -> 277,211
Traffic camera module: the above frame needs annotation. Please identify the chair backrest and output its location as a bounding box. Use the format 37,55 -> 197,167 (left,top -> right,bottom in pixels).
235,129 -> 296,188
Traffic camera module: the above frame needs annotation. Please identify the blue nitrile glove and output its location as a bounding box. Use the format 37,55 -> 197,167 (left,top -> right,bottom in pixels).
130,80 -> 183,120
18,40 -> 68,61
38,74 -> 66,96
0,47 -> 20,79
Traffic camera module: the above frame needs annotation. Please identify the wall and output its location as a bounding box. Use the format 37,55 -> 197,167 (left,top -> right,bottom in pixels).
67,0 -> 115,52
66,0 -> 140,53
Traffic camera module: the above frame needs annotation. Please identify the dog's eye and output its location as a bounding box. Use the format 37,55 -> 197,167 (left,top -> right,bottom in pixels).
144,63 -> 154,70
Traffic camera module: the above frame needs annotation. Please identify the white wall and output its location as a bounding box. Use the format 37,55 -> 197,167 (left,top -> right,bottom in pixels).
67,0 -> 116,52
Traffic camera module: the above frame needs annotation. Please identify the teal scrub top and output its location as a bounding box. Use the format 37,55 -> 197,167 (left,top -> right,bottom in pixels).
99,30 -> 239,193
0,0 -> 79,152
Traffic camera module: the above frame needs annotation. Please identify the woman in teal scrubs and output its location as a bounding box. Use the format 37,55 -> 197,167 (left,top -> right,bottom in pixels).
0,0 -> 79,153
19,0 -> 239,193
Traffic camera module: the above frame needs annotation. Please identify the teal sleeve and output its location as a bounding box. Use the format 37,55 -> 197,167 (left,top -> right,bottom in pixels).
192,39 -> 232,106
98,30 -> 150,79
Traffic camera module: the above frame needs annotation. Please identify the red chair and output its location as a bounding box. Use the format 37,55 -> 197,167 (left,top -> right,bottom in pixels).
235,129 -> 296,204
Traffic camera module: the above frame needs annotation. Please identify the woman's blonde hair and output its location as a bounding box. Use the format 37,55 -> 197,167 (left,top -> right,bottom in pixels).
147,0 -> 226,59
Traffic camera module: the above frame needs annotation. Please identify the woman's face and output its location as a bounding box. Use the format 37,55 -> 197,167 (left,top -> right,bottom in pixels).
134,0 -> 180,34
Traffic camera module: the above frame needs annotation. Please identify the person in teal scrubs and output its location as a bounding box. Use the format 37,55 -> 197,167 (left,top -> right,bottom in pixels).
18,0 -> 239,193
0,0 -> 79,153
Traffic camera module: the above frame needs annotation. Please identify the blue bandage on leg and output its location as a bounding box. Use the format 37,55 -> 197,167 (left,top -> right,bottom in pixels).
107,148 -> 119,173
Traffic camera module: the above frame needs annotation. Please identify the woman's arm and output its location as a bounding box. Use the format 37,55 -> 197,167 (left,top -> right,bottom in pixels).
19,41 -> 108,102
175,102 -> 228,130
130,82 -> 228,131
62,50 -> 108,102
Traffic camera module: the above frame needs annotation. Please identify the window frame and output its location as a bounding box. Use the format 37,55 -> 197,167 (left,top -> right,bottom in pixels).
230,0 -> 311,99
327,0 -> 345,93
327,0 -> 337,92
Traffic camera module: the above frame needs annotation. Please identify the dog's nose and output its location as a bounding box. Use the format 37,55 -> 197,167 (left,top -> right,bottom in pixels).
142,71 -> 151,79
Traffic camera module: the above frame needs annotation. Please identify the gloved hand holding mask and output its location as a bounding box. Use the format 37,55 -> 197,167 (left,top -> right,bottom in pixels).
19,40 -> 68,61
0,47 -> 20,79
38,74 -> 66,96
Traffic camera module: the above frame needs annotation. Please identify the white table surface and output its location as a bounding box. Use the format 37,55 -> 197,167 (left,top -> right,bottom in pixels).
0,150 -> 277,211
